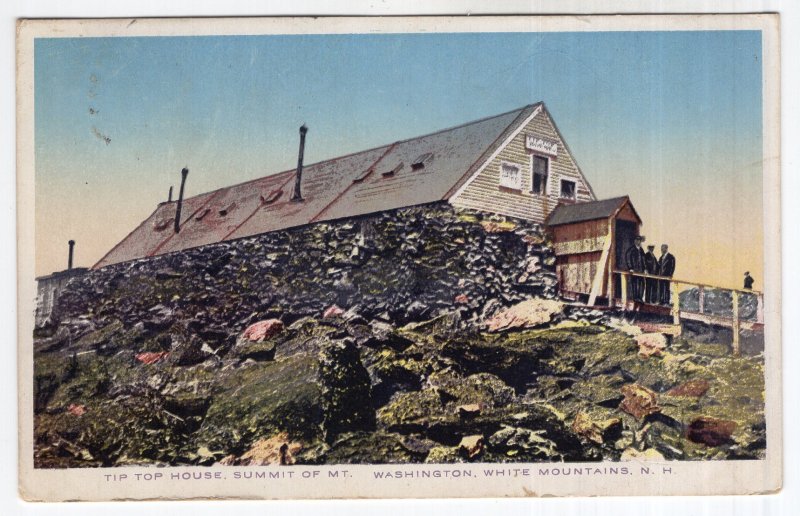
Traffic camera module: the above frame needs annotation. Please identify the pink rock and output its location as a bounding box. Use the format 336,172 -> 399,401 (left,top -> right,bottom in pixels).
635,333 -> 668,357
485,299 -> 564,332
135,351 -> 169,365
454,294 -> 469,304
241,319 -> 284,342
323,305 -> 345,318
67,404 -> 86,416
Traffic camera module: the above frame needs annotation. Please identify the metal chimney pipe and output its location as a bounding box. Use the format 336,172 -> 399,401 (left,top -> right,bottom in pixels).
68,240 -> 75,270
174,167 -> 189,233
291,124 -> 308,202
168,186 -> 173,202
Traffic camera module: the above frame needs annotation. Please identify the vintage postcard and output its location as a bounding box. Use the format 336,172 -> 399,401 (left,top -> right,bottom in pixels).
16,14 -> 781,501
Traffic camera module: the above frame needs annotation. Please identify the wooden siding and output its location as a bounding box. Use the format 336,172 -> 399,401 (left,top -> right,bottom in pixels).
451,108 -> 595,222
557,252 -> 602,295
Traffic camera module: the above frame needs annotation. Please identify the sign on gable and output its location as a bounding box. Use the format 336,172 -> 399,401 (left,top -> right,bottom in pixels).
525,135 -> 558,157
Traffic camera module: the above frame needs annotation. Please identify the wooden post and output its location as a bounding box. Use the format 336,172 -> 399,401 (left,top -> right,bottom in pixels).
607,219 -> 616,307
732,290 -> 740,356
671,280 -> 680,325
620,272 -> 628,310
698,285 -> 705,314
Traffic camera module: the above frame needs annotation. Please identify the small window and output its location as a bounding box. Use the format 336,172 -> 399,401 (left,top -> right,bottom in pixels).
260,189 -> 282,205
152,218 -> 171,231
411,152 -> 433,170
499,162 -> 522,190
195,208 -> 210,221
218,203 -> 236,217
352,169 -> 373,183
532,155 -> 549,195
560,179 -> 576,200
383,162 -> 404,178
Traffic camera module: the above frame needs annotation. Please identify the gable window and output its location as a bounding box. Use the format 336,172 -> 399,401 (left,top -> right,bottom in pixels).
560,179 -> 576,200
499,162 -> 522,190
531,155 -> 549,195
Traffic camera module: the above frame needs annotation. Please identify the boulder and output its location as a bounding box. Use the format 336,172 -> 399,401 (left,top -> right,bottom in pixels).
235,432 -> 303,466
486,426 -> 561,461
458,434 -> 484,460
241,319 -> 284,342
485,299 -> 564,332
619,384 -> 661,420
323,305 -> 345,319
571,410 -> 623,444
686,416 -> 737,446
620,447 -> 666,461
666,379 -> 710,398
135,351 -> 169,365
635,333 -> 668,357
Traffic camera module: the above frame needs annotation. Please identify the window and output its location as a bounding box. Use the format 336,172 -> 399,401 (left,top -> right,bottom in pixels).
560,179 -> 576,200
531,155 -> 549,195
499,162 -> 522,190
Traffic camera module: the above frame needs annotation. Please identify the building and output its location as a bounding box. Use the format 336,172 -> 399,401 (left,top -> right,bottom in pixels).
35,241 -> 87,328
546,196 -> 642,305
93,102 -> 597,268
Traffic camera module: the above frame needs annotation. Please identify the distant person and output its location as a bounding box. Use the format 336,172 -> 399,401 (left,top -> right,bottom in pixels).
658,244 -> 676,305
644,244 -> 658,304
625,236 -> 646,301
743,271 -> 754,290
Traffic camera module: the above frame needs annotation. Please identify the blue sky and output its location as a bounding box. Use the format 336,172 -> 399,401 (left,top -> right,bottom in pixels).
34,30 -> 763,287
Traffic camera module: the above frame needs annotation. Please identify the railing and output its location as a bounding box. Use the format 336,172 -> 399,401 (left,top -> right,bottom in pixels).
613,270 -> 764,355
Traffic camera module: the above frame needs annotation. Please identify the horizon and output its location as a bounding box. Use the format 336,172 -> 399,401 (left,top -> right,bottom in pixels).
34,30 -> 764,289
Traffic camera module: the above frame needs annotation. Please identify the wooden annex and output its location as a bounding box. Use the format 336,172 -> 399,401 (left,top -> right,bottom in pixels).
546,196 -> 642,306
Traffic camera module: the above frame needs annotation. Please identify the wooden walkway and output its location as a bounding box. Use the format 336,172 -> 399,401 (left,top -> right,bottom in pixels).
612,270 -> 764,355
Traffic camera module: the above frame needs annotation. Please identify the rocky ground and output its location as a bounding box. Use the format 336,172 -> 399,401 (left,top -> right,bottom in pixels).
33,301 -> 765,467
32,204 -> 766,467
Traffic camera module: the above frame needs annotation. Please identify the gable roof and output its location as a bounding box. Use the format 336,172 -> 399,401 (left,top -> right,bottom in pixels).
93,103 -> 542,268
546,196 -> 640,227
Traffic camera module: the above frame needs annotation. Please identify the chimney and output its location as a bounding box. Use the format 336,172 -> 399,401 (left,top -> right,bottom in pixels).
291,124 -> 308,202
168,186 -> 173,202
68,240 -> 75,270
174,167 -> 189,233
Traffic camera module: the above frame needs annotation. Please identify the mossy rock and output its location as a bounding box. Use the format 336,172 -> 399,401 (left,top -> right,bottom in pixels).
324,431 -> 426,464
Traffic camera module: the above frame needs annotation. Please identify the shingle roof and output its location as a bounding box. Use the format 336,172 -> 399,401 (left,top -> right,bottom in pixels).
546,196 -> 637,226
93,103 -> 541,268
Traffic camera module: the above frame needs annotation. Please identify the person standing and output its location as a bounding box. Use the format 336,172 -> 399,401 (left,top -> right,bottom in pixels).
743,271 -> 754,290
625,236 -> 646,302
644,244 -> 658,303
658,244 -> 676,305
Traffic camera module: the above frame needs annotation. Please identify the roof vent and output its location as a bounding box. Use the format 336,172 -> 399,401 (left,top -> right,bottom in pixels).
411,152 -> 433,170
195,208 -> 210,221
352,169 -> 373,183
382,162 -> 404,178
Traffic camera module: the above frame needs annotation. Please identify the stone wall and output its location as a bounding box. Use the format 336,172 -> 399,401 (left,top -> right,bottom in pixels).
46,202 -> 556,345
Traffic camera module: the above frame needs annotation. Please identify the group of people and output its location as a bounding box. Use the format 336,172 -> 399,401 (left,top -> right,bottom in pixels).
624,236 -> 675,305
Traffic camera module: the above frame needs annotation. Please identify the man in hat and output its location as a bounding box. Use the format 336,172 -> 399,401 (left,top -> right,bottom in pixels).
743,271 -> 754,290
658,244 -> 676,305
644,244 -> 659,303
625,236 -> 646,302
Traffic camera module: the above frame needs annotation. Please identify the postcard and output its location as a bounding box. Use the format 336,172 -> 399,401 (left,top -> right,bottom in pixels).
16,14 -> 781,500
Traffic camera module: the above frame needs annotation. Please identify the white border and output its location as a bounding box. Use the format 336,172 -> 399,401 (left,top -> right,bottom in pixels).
3,2 -> 798,514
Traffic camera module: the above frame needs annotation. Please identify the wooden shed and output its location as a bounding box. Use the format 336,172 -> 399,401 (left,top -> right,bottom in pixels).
545,196 -> 642,305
